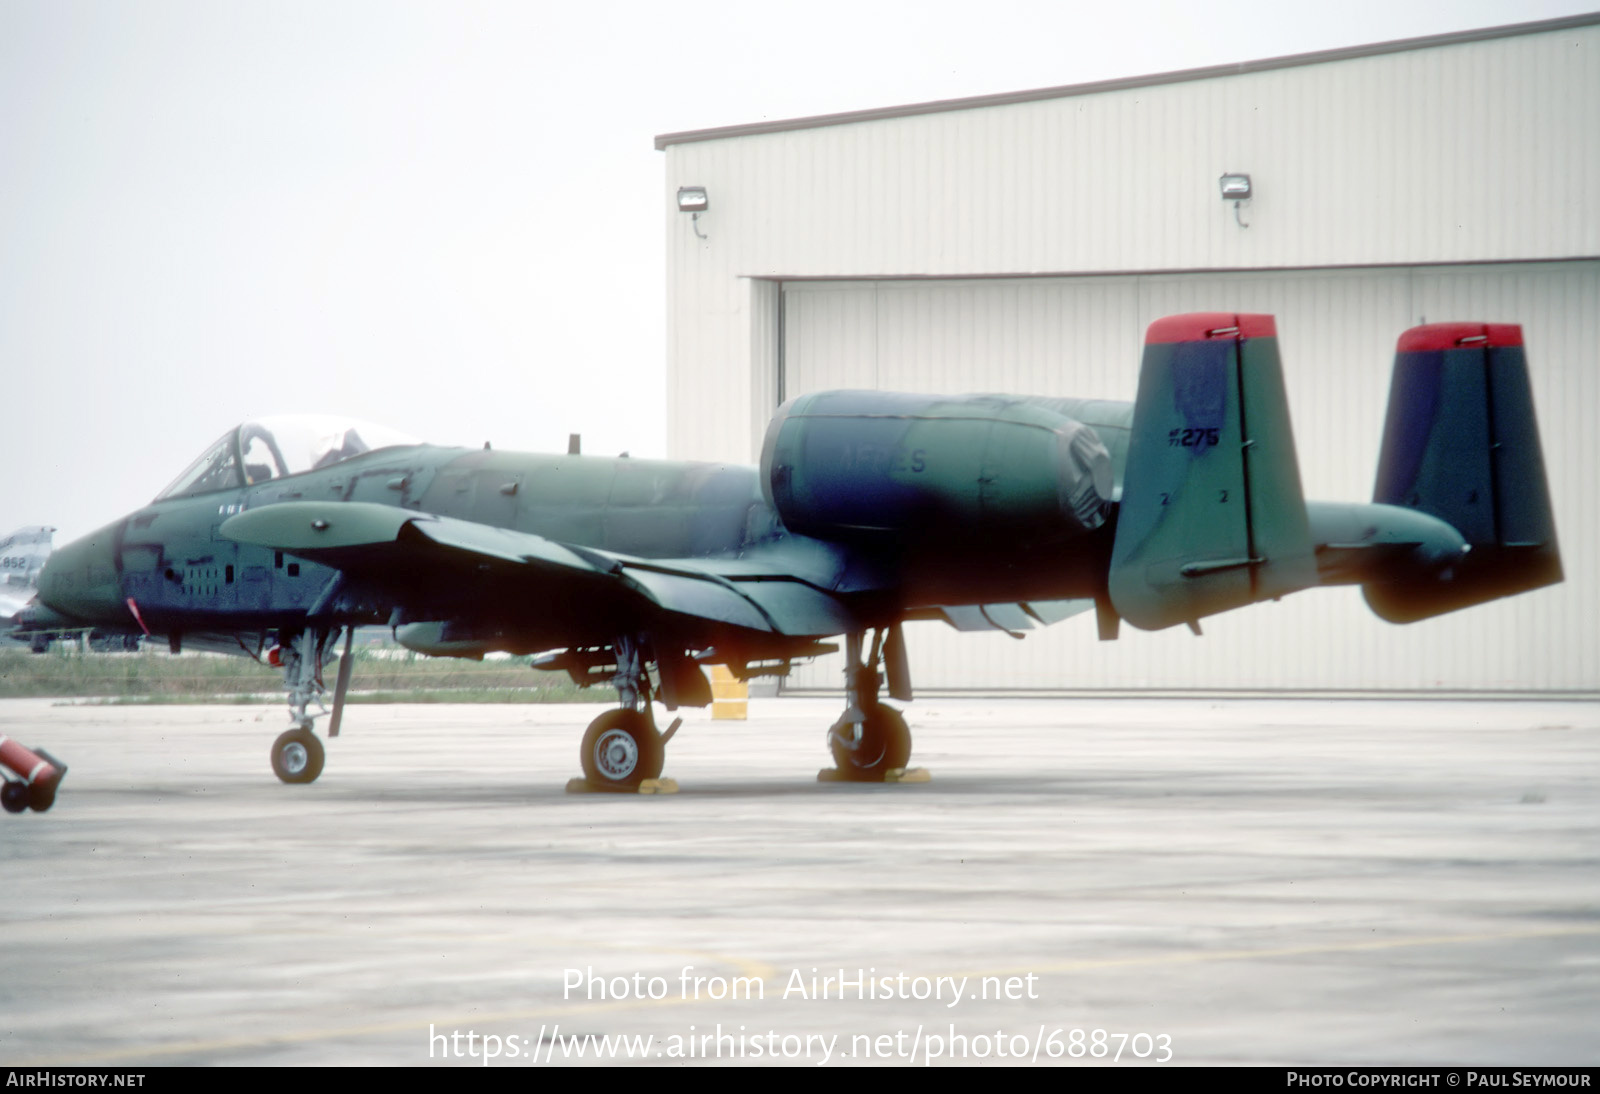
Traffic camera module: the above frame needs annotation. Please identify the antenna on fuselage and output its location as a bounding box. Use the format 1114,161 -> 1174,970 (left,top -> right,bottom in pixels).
568,433 -> 581,455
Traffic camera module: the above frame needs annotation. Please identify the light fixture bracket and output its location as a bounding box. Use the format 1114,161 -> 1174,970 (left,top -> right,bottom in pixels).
1219,173 -> 1252,228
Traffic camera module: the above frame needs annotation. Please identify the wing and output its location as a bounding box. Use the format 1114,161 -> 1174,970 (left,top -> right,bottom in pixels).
219,501 -> 862,643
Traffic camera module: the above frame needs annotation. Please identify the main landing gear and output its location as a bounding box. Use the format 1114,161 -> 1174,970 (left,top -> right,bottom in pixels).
267,625 -> 353,785
570,626 -> 919,788
826,626 -> 915,782
576,636 -> 677,791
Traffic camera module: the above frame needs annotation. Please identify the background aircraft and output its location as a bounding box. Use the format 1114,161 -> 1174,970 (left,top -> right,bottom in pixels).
20,313 -> 1561,789
3,524 -> 142,654
2,526 -> 54,651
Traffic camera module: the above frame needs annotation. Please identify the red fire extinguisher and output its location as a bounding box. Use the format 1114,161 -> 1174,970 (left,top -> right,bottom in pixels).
0,735 -> 67,813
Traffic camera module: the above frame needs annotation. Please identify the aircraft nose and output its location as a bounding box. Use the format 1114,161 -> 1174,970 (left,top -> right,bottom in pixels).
37,522 -> 125,626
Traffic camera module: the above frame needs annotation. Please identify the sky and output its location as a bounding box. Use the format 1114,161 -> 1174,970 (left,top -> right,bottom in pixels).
1,0 -> 1593,543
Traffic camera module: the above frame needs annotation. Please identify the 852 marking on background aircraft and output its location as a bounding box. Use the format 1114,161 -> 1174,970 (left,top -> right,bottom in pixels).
1,525 -> 54,642
13,313 -> 1561,793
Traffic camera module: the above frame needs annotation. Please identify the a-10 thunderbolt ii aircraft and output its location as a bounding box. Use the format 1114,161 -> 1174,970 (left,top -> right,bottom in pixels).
20,313 -> 1561,789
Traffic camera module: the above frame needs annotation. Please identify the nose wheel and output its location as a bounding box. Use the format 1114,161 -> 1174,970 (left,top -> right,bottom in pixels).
271,727 -> 325,784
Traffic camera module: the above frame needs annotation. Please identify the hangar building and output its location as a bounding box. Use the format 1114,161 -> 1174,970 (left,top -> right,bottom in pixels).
656,14 -> 1599,695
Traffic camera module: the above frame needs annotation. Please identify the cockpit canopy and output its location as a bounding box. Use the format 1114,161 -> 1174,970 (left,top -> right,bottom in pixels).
157,416 -> 422,501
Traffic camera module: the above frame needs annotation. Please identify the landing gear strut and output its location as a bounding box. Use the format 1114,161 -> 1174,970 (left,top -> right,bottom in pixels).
827,626 -> 914,781
270,626 -> 350,785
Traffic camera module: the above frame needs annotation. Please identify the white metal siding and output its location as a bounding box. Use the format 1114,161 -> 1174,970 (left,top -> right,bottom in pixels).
778,262 -> 1597,693
664,23 -> 1599,464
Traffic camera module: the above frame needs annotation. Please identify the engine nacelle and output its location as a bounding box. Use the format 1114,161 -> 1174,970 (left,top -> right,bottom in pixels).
760,391 -> 1113,540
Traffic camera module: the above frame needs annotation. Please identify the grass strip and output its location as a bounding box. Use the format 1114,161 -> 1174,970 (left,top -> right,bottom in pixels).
0,647 -> 593,703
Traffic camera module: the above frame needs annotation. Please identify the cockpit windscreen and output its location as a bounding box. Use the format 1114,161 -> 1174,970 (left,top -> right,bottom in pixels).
156,416 -> 422,501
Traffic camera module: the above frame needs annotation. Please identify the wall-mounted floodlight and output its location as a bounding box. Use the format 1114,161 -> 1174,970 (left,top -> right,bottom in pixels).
677,186 -> 710,239
1220,173 -> 1252,228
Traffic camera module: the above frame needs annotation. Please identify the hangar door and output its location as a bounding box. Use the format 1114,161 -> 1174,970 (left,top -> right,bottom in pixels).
776,263 -> 1597,693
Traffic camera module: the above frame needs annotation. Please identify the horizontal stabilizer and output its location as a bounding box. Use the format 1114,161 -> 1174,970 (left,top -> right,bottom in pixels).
1109,314 -> 1317,631
1305,501 -> 1469,587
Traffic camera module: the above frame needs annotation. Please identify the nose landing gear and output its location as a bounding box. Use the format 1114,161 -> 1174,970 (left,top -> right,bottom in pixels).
267,626 -> 351,785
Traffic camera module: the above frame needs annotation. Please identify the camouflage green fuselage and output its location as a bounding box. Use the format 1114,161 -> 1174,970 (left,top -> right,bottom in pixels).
36,429 -> 1131,652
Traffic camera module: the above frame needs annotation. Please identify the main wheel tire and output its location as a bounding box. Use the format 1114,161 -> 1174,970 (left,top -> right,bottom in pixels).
271,727 -> 325,784
829,705 -> 912,781
580,709 -> 664,789
1,782 -> 28,814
